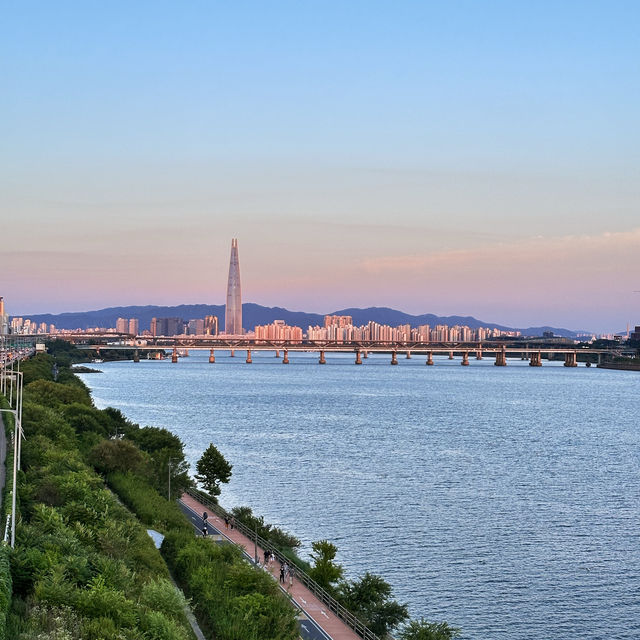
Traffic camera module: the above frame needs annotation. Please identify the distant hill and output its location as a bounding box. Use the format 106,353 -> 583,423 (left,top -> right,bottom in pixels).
12,303 -> 581,338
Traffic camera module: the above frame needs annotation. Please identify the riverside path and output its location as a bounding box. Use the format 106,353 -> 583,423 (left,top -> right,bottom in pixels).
180,492 -> 365,640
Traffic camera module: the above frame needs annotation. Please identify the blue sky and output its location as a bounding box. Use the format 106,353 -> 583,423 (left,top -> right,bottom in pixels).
2,1 -> 639,332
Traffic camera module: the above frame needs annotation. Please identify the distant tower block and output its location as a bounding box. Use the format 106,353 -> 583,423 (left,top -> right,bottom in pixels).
225,238 -> 242,335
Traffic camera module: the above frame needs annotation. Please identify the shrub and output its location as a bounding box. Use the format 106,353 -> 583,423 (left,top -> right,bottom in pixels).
88,440 -> 146,475
24,379 -> 91,408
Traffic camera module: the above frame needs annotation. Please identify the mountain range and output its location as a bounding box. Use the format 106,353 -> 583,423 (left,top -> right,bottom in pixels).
13,303 -> 582,338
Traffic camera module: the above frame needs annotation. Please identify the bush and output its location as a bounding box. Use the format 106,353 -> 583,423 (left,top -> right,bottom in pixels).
24,379 -> 91,408
106,472 -> 192,535
88,440 -> 146,475
163,533 -> 298,640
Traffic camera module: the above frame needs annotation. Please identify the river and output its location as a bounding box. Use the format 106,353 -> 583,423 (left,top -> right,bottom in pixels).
78,351 -> 640,640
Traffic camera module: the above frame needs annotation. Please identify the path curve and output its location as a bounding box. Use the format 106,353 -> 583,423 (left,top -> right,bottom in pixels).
180,492 -> 363,640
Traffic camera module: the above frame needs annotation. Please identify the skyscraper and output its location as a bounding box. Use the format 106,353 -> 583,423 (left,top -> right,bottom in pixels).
225,238 -> 242,335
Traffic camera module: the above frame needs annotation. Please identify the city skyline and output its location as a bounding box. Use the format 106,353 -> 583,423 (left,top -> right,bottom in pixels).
2,2 -> 639,334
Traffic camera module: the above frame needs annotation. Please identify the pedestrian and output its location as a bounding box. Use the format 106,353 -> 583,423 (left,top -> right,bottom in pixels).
230,516 -> 235,529
288,564 -> 295,590
263,549 -> 269,565
202,524 -> 208,537
224,515 -> 229,530
279,564 -> 285,584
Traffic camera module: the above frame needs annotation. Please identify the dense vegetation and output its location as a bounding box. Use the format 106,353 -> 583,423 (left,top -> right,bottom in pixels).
2,351 -> 298,640
6,359 -> 194,639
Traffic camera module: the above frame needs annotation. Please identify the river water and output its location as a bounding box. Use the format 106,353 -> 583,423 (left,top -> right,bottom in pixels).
78,351 -> 640,640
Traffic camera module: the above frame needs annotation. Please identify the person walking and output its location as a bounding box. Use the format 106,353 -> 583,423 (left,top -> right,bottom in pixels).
202,524 -> 208,537
224,516 -> 229,530
279,564 -> 285,584
230,516 -> 235,530
288,564 -> 295,590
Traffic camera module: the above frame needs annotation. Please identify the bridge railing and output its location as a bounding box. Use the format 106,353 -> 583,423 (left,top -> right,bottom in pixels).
184,487 -> 382,640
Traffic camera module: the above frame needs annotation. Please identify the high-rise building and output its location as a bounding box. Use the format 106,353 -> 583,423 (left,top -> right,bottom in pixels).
225,238 -> 242,335
0,297 -> 7,335
150,317 -> 183,336
188,318 -> 205,335
128,318 -> 139,336
116,318 -> 128,333
204,315 -> 218,336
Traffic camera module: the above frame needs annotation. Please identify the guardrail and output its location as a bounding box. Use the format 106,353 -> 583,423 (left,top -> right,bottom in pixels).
184,487 -> 381,640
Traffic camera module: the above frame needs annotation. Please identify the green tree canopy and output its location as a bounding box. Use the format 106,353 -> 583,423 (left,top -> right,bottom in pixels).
88,439 -> 147,475
308,540 -> 344,592
194,443 -> 232,497
338,572 -> 409,637
399,619 -> 462,640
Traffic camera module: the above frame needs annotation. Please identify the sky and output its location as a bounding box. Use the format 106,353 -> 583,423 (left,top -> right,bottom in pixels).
1,1 -> 639,333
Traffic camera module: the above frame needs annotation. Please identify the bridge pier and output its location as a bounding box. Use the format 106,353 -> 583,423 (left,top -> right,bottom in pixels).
391,351 -> 398,365
355,350 -> 362,365
133,349 -> 140,363
426,351 -> 434,365
406,350 -> 411,359
275,349 -> 280,358
246,349 -> 252,364
529,351 -> 542,366
209,348 -> 215,363
230,349 -> 235,357
282,349 -> 289,364
171,347 -> 178,364
363,350 -> 368,358
564,351 -> 578,367
319,350 -> 326,364
448,350 -> 454,360
494,346 -> 507,366
461,351 -> 469,366
476,349 -> 483,360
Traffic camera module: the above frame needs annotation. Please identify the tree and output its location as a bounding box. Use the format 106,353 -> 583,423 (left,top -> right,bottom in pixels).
128,426 -> 192,498
399,619 -> 462,640
195,444 -> 232,497
88,439 -> 146,474
308,540 -> 343,592
337,572 -> 409,637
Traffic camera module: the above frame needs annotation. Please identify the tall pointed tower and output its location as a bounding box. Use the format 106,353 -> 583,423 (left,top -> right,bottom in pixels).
225,239 -> 242,335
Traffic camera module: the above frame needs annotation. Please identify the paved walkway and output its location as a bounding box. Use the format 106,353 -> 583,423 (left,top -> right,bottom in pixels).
180,492 -> 363,640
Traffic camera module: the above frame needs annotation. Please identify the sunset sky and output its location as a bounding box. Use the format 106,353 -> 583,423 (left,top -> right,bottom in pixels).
2,1 -> 638,333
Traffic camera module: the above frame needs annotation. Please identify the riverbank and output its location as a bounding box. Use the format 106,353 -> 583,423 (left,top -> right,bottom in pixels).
597,360 -> 640,371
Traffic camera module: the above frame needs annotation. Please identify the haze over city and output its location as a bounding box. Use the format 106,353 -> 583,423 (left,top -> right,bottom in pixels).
2,2 -> 639,334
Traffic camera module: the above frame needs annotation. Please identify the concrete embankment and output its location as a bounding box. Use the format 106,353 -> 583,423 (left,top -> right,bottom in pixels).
597,361 -> 640,371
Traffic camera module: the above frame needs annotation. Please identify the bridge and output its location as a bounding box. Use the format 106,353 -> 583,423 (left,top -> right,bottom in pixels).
57,333 -> 627,367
